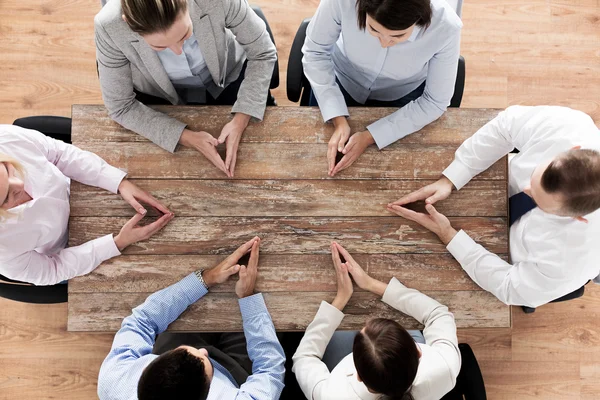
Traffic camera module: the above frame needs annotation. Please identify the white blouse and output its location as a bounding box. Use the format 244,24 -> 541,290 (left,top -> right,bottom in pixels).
0,125 -> 127,285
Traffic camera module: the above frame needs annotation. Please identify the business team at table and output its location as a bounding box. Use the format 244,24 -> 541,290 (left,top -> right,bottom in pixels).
0,0 -> 599,399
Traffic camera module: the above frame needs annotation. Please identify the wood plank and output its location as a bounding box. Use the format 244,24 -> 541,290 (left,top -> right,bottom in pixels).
68,216 -> 508,255
70,179 -> 508,217
68,253 -> 499,293
71,105 -> 501,145
67,142 -> 507,180
67,290 -> 510,332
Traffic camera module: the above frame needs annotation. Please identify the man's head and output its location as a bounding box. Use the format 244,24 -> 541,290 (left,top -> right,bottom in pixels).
138,346 -> 214,400
121,0 -> 192,55
525,147 -> 600,221
355,0 -> 432,48
353,318 -> 421,397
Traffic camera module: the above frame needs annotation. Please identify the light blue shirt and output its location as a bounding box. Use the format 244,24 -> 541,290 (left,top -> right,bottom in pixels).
156,35 -> 214,103
302,0 -> 463,148
97,273 -> 286,400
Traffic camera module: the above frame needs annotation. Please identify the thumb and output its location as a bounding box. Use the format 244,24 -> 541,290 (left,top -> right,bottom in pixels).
238,265 -> 247,278
425,203 -> 441,218
126,212 -> 144,227
229,264 -> 241,276
217,130 -> 229,144
426,191 -> 444,205
128,197 -> 147,215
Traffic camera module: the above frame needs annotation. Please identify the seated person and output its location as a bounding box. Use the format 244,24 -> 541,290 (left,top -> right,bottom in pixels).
95,0 -> 277,177
292,242 -> 461,399
0,124 -> 172,285
302,0 -> 462,176
97,237 -> 286,400
389,105 -> 600,308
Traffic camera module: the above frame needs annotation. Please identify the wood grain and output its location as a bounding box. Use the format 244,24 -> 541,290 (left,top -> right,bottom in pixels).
68,216 -> 508,255
71,105 -> 501,144
67,253 -> 499,293
67,290 -> 510,332
70,179 -> 508,217
69,141 -> 507,180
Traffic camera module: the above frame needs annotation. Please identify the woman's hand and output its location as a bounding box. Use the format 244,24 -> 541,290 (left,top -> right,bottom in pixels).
327,117 -> 351,176
387,203 -> 458,245
331,130 -> 375,176
118,179 -> 171,216
333,242 -> 388,297
114,212 -> 174,251
179,129 -> 229,177
203,237 -> 259,287
330,242 -> 354,311
390,176 -> 454,206
218,113 -> 251,178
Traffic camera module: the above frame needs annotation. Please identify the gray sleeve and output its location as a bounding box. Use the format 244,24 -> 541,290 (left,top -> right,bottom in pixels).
95,17 -> 187,153
222,0 -> 277,120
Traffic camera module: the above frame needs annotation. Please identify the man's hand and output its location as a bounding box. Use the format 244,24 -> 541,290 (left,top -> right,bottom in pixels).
179,129 -> 229,176
390,176 -> 455,206
114,212 -> 174,251
235,238 -> 260,298
203,237 -> 259,288
218,113 -> 251,178
327,116 -> 351,176
330,242 -> 354,311
118,179 -> 171,216
387,203 -> 458,245
331,130 -> 375,176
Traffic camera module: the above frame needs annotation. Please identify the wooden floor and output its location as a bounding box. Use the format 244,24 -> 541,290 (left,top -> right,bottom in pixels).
0,0 -> 599,399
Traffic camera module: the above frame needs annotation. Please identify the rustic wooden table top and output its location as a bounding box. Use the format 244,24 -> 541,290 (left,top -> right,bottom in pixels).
68,105 -> 510,332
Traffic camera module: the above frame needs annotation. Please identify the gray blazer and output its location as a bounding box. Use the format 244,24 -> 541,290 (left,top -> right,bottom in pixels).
95,0 -> 277,152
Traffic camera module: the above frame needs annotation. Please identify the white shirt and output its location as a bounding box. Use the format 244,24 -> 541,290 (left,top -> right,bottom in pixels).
156,35 -> 214,103
292,278 -> 461,400
302,0 -> 462,148
443,106 -> 600,308
0,125 -> 126,285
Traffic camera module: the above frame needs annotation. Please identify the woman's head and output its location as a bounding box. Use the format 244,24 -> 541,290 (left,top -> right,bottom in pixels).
353,318 -> 420,398
121,0 -> 193,54
0,155 -> 26,217
356,0 -> 432,47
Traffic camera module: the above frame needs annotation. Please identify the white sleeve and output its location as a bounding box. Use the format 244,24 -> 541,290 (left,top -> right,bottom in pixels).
292,301 -> 345,400
1,234 -> 120,286
17,126 -> 126,193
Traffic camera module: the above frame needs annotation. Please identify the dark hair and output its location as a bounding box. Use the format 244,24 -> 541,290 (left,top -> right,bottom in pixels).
138,347 -> 209,400
353,318 -> 420,399
356,0 -> 432,31
122,0 -> 188,35
541,149 -> 600,216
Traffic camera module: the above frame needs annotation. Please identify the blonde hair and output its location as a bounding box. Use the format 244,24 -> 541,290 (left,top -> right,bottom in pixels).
0,153 -> 26,220
122,0 -> 188,35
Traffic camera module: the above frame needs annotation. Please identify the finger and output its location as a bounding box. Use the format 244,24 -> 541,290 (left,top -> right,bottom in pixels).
338,132 -> 349,152
231,236 -> 259,261
217,129 -> 230,144
332,153 -> 354,176
327,143 -> 336,176
425,203 -> 444,220
342,138 -> 355,155
126,196 -> 147,215
228,264 -> 241,275
331,242 -> 342,268
335,243 -> 357,266
238,265 -> 248,279
225,143 -> 234,171
206,147 -> 229,176
137,192 -> 170,215
125,212 -> 145,228
141,213 -> 173,238
229,150 -> 238,178
425,192 -> 444,205
249,239 -> 260,269
390,188 -> 430,206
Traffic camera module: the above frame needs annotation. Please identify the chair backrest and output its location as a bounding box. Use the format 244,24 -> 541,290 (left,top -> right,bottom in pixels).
441,343 -> 487,400
286,18 -> 312,104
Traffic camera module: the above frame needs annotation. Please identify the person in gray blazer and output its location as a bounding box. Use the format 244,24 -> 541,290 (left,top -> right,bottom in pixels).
95,0 -> 277,177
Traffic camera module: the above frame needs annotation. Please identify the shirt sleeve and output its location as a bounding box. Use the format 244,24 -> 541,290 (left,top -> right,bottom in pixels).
1,234 -> 120,286
236,293 -> 286,399
98,273 -> 208,399
447,229 -> 563,308
381,278 -> 461,391
292,301 -> 345,400
368,29 -> 462,149
17,126 -> 126,193
301,0 -> 349,122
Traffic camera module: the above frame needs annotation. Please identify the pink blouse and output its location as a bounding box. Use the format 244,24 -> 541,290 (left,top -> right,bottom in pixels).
0,125 -> 127,285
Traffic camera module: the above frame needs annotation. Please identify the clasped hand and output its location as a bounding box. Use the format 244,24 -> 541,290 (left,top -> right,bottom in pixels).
327,117 -> 375,177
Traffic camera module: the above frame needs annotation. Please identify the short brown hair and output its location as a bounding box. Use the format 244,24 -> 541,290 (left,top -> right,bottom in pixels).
356,0 -> 432,31
541,148 -> 600,216
353,318 -> 419,399
122,0 -> 187,35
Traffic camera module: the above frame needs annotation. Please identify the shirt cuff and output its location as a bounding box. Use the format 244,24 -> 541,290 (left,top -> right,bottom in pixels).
381,277 -> 407,304
98,165 -> 127,194
164,122 -> 187,154
367,118 -> 401,149
442,160 -> 473,191
239,293 -> 268,320
319,95 -> 350,123
180,273 -> 210,303
96,234 -> 122,262
446,230 -> 478,274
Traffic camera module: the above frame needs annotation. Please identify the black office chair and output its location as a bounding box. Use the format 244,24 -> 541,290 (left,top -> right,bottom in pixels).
521,282 -> 588,314
441,343 -> 487,400
286,17 -> 466,107
0,116 -> 72,304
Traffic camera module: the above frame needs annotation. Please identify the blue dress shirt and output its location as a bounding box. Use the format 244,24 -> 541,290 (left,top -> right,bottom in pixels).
97,273 -> 286,400
302,0 -> 463,149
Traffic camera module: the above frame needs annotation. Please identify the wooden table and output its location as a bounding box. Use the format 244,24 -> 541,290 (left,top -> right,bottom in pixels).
67,105 -> 510,332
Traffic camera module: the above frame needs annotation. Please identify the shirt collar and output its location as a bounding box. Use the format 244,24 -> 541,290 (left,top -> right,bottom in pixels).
407,25 -> 422,42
